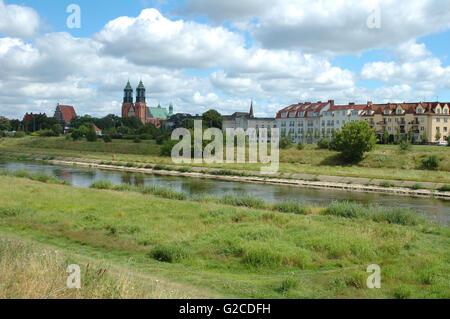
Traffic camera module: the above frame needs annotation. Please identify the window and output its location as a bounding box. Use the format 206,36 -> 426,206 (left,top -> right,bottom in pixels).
421,118 -> 425,123
417,108 -> 423,114
437,118 -> 441,123
444,127 -> 448,132
444,109 -> 448,115
397,109 -> 402,114
420,126 -> 424,131
445,118 -> 448,123
437,109 -> 441,114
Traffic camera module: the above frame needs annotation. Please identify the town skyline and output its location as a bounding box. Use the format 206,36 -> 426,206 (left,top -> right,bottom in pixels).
0,0 -> 449,120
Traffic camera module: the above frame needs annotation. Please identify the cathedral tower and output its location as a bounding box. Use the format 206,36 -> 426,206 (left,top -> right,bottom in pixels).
133,80 -> 147,124
122,81 -> 134,118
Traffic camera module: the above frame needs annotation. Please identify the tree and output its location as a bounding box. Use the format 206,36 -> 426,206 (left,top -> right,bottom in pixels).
51,124 -> 63,136
333,121 -> 376,163
86,126 -> 98,142
202,110 -> 223,129
0,119 -> 12,132
435,130 -> 441,142
422,132 -> 428,145
383,129 -> 389,144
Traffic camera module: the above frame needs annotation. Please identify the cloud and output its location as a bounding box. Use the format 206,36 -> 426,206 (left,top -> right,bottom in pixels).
0,0 -> 40,38
176,0 -> 450,54
95,8 -> 245,69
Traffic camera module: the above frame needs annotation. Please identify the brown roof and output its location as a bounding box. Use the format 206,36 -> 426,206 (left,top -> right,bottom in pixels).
93,124 -> 101,132
58,105 -> 77,123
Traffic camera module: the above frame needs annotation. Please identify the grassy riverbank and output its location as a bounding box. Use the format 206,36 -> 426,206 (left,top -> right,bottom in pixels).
0,174 -> 448,298
1,136 -> 449,183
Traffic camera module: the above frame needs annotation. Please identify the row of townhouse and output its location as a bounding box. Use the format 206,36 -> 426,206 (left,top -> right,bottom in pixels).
222,100 -> 449,144
364,102 -> 450,143
275,100 -> 365,143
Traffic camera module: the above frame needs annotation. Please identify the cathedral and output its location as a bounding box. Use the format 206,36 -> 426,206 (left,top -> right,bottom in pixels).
121,80 -> 173,126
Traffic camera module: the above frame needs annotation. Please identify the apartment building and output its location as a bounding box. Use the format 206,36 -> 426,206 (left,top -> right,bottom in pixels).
363,102 -> 450,143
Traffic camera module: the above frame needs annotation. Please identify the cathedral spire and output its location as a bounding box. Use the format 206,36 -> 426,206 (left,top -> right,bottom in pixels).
123,81 -> 133,103
249,100 -> 254,118
136,80 -> 146,103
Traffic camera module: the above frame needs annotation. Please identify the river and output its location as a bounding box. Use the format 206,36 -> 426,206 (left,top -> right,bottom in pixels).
1,159 -> 448,224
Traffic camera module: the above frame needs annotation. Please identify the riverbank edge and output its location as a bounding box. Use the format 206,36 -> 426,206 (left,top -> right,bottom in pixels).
2,151 -> 449,200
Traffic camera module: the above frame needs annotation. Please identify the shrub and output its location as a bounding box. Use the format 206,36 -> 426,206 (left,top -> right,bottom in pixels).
371,207 -> 421,226
324,201 -> 368,219
399,138 -> 411,152
421,155 -> 440,170
90,180 -> 114,190
86,128 -> 98,142
150,243 -> 188,263
333,121 -> 376,162
296,142 -> 305,150
317,138 -> 330,149
133,137 -> 141,143
220,195 -> 265,209
437,184 -> 450,192
410,184 -> 423,190
103,135 -> 112,143
273,201 -> 308,215
279,136 -> 292,149
13,131 -> 25,138
160,140 -> 179,157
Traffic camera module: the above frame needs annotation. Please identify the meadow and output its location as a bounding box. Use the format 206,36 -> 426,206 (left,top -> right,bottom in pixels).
1,136 -> 449,183
0,173 -> 448,298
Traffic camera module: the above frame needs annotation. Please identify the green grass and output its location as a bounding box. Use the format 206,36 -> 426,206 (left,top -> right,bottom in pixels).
324,201 -> 423,226
0,175 -> 448,298
1,136 -> 450,183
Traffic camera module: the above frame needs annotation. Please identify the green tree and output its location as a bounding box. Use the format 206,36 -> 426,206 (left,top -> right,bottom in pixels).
86,127 -> 98,142
422,132 -> 428,145
0,119 -> 12,131
202,110 -> 223,129
383,129 -> 389,144
435,130 -> 441,142
51,124 -> 63,136
333,121 -> 376,163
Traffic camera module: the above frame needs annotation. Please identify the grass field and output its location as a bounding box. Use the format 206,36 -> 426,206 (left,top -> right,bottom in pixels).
0,174 -> 448,299
1,136 -> 449,183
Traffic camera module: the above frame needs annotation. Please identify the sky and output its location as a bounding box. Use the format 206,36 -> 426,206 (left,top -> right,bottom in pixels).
0,0 -> 449,120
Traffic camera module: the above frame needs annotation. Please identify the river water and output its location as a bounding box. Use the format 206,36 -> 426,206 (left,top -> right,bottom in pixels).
1,159 -> 449,224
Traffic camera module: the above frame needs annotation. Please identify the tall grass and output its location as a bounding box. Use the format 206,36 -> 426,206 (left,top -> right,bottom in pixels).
90,180 -> 187,201
272,201 -> 309,215
0,170 -> 67,185
324,201 -> 422,226
0,238 -> 187,299
220,195 -> 266,209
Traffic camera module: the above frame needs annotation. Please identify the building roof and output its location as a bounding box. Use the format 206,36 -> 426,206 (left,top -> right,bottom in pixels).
93,124 -> 102,132
57,105 -> 77,123
147,105 -> 169,119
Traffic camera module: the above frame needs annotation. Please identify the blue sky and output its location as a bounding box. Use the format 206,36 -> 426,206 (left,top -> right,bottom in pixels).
0,0 -> 449,119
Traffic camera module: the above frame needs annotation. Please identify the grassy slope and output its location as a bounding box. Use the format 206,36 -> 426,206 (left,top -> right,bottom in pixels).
0,176 -> 448,298
0,234 -> 208,299
1,136 -> 449,183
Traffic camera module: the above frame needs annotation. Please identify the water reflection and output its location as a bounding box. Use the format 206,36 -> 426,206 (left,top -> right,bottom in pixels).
0,159 -> 448,224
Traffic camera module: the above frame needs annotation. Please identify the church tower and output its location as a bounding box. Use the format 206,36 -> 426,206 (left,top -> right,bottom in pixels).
134,80 -> 147,124
122,81 -> 134,118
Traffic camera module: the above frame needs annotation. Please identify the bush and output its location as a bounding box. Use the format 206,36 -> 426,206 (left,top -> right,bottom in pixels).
90,180 -> 114,190
133,137 -> 142,143
220,195 -> 266,209
279,136 -> 292,149
333,121 -> 376,162
160,140 -> 179,157
13,131 -> 26,138
103,135 -> 112,143
273,201 -> 308,215
317,138 -> 330,149
437,184 -> 450,192
296,142 -> 305,150
71,129 -> 84,141
86,128 -> 98,142
399,138 -> 411,152
324,201 -> 368,219
421,155 -> 440,170
150,243 -> 188,263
